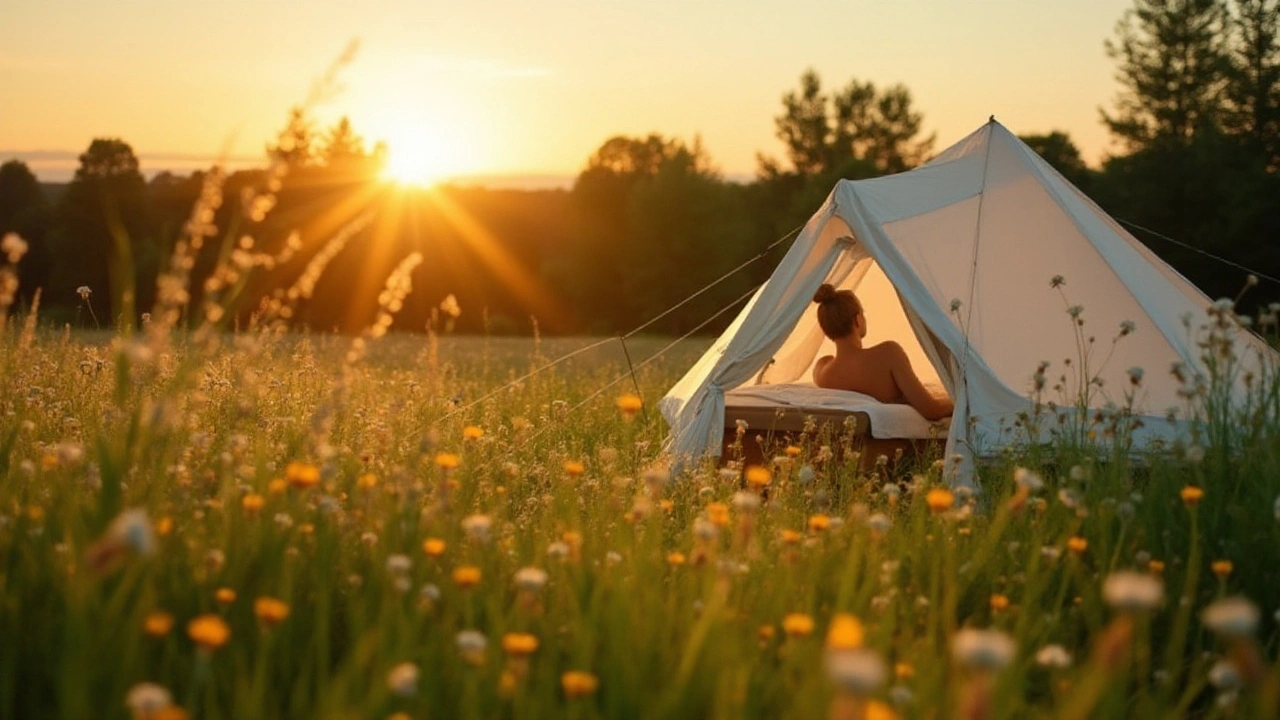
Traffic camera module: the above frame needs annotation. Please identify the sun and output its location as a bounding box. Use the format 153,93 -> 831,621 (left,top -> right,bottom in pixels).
381,132 -> 462,187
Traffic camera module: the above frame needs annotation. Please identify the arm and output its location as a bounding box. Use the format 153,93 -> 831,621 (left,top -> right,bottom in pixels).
886,342 -> 954,421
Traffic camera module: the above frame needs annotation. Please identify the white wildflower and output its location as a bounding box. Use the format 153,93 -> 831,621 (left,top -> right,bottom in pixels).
1102,571 -> 1164,612
952,628 -> 1017,671
1202,597 -> 1260,638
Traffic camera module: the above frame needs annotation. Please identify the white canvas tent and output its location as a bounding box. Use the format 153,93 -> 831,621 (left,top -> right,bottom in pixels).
660,119 -> 1273,478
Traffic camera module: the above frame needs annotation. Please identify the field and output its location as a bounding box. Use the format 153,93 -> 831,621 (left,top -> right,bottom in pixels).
2,326 -> 1279,720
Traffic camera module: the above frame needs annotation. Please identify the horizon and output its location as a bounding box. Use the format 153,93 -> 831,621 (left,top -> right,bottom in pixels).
3,0 -> 1135,188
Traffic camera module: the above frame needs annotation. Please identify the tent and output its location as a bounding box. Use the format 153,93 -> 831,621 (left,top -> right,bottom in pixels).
660,118 -> 1273,479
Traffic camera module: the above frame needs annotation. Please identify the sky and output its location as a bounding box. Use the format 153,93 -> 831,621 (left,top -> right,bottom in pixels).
1,0 -> 1135,186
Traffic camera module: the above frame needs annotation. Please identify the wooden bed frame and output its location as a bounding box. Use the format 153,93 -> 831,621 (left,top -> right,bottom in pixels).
720,403 -> 945,472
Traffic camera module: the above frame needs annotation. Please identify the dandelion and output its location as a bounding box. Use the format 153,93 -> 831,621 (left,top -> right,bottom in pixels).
125,682 -> 173,719
254,596 -> 290,626
143,612 -> 174,638
187,614 -> 230,651
826,614 -> 864,649
616,394 -> 643,419
285,461 -> 320,489
808,514 -> 831,532
925,487 -> 953,513
1035,644 -> 1073,669
561,671 -> 599,699
434,452 -> 459,470
1212,560 -> 1234,578
1101,571 -> 1164,612
422,538 -> 446,557
782,613 -> 815,637
1202,597 -> 1260,638
745,465 -> 772,489
502,632 -> 539,657
386,662 -> 419,697
1180,485 -> 1204,507
952,628 -> 1016,671
462,425 -> 484,440
452,565 -> 481,588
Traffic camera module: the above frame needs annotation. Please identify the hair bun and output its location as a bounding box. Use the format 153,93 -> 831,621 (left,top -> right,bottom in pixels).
813,283 -> 838,304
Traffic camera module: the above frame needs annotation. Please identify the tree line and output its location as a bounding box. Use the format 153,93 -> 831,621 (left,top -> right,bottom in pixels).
1,0 -> 1277,336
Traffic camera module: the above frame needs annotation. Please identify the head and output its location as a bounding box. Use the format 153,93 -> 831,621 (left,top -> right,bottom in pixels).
813,283 -> 864,340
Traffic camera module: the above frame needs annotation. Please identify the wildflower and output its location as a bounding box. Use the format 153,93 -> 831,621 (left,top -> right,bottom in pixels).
952,628 -> 1016,671
826,647 -> 888,694
434,452 -> 459,470
268,478 -> 288,494
1185,444 -> 1205,464
1148,559 -> 1165,574
502,632 -> 539,656
462,425 -> 484,440
866,513 -> 892,535
1067,305 -> 1084,319
1034,644 -> 1073,669
950,298 -> 962,312
616,394 -> 643,419
925,488 -> 954,513
547,541 -> 570,560
386,554 -> 412,575
461,514 -> 492,543
143,612 -> 174,638
808,514 -> 831,532
1127,366 -> 1144,385
452,565 -> 482,588
513,567 -> 549,592
826,614 -> 864,649
456,629 -> 487,665
241,493 -> 265,513
187,614 -> 230,651
782,613 -> 815,637
1208,660 -> 1241,690
439,293 -> 461,318
76,285 -> 92,299
989,594 -> 1010,612
667,551 -> 687,566
797,465 -> 816,483
1181,485 -> 1204,507
1050,275 -> 1064,288
285,462 -> 320,489
745,465 -> 772,489
706,502 -> 730,528
731,491 -> 761,512
357,473 -> 377,490
215,587 -> 236,605
561,671 -> 599,699
1212,560 -> 1234,578
1067,536 -> 1088,555
1202,597 -> 1260,638
1,233 -> 29,263
386,662 -> 419,697
125,682 -> 173,718
422,538 -> 446,557
1102,571 -> 1164,612
110,508 -> 156,556
563,459 -> 586,477
1013,467 -> 1043,493
779,529 -> 802,545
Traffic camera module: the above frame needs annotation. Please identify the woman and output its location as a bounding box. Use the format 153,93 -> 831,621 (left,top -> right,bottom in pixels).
811,283 -> 954,421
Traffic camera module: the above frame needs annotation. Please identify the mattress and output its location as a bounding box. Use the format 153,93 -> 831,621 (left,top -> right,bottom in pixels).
724,383 -> 950,440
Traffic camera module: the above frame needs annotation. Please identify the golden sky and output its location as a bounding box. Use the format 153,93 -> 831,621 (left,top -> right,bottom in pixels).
1,0 -> 1134,183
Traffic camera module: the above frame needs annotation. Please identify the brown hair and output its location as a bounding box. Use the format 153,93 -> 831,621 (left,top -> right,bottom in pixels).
813,283 -> 862,339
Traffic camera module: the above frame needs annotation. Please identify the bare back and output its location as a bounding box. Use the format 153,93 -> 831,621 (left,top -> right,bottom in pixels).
813,341 -> 954,421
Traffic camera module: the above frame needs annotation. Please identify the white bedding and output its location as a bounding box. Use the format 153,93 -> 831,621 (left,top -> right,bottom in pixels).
725,383 -> 950,440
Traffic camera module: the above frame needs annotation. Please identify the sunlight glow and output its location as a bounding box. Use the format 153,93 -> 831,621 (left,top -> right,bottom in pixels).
381,131 -> 461,187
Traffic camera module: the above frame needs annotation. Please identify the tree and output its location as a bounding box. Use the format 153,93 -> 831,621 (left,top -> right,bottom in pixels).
761,69 -> 934,178
1019,131 -> 1096,190
1223,0 -> 1280,169
267,107 -> 317,169
53,139 -> 153,324
1102,0 -> 1230,149
0,160 -> 53,308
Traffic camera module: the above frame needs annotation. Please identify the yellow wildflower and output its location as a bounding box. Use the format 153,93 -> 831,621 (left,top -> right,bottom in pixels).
808,514 -> 831,532
502,632 -> 539,656
894,662 -> 915,680
745,465 -> 772,489
254,596 -> 290,626
143,611 -> 174,638
782,613 -> 814,637
462,425 -> 484,440
1212,560 -> 1233,578
1067,536 -> 1088,555
434,452 -> 460,470
780,529 -> 802,545
925,488 -> 954,513
666,551 -> 687,566
267,478 -> 287,495
1181,485 -> 1204,507
785,445 -> 802,458
422,538 -> 446,557
866,700 -> 900,720
1148,559 -> 1165,574
215,588 -> 236,604
659,499 -> 674,513
706,502 -> 730,528
563,460 -> 586,477
826,614 -> 864,649
357,473 -> 378,490
990,593 -> 1010,611
616,394 -> 643,419
155,517 -> 173,537
241,493 -> 265,513
187,614 -> 230,651
285,461 -> 321,489
561,671 -> 599,699
453,565 -> 482,588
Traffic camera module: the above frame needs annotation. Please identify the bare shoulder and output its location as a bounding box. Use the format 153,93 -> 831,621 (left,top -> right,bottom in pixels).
813,355 -> 835,385
868,341 -> 907,359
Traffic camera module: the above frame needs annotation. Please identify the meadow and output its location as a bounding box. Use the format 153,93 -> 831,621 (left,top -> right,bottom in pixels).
1,312 -> 1279,720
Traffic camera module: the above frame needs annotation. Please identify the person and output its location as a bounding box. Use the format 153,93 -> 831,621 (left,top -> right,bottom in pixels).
811,283 -> 954,421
